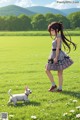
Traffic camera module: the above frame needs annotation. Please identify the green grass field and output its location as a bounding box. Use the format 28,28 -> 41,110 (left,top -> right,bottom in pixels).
0,35 -> 80,120
0,30 -> 80,36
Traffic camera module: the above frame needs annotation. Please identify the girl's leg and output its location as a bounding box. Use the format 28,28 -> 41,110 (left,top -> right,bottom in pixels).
45,69 -> 54,83
45,67 -> 57,91
57,70 -> 63,91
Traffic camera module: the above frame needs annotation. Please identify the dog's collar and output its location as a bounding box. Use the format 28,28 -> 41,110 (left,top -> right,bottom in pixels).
25,94 -> 28,96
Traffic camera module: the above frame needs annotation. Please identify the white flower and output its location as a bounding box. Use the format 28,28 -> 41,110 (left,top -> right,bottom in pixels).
31,115 -> 37,119
70,110 -> 75,113
63,113 -> 68,116
73,100 -> 78,103
76,106 -> 80,110
76,114 -> 80,118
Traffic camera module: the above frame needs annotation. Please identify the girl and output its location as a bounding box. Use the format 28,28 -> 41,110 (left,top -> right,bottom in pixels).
45,22 -> 76,92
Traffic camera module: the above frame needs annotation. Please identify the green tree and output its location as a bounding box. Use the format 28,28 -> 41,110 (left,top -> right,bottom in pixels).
0,16 -> 6,30
5,16 -> 21,31
55,14 -> 70,29
18,14 -> 32,30
67,12 -> 80,29
45,13 -> 57,26
31,14 -> 47,30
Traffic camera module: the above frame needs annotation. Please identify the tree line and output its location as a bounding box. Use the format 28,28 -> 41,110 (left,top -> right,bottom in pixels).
0,12 -> 80,31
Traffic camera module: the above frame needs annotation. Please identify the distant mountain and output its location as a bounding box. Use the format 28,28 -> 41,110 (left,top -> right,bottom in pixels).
0,5 -> 36,16
60,8 -> 80,15
27,6 -> 65,16
0,5 -> 80,17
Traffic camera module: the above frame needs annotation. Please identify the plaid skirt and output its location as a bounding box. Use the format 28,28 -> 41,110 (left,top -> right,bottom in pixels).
46,50 -> 73,71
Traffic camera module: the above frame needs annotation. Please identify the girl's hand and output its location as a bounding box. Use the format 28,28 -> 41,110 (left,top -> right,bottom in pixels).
54,58 -> 58,63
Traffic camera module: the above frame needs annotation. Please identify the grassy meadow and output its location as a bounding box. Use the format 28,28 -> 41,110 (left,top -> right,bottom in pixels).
0,30 -> 80,36
0,33 -> 80,120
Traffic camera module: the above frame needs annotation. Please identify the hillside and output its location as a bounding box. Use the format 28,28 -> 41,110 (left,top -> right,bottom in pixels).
60,8 -> 80,15
27,6 -> 65,16
0,5 -> 80,16
0,5 -> 36,16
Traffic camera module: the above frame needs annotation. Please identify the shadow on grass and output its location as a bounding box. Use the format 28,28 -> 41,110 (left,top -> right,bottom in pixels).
8,101 -> 41,107
61,90 -> 80,98
25,101 -> 41,106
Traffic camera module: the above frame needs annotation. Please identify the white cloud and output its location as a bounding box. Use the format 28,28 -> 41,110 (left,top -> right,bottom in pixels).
45,0 -> 80,9
15,0 -> 34,7
0,0 -> 15,4
0,0 -> 36,8
0,0 -> 80,8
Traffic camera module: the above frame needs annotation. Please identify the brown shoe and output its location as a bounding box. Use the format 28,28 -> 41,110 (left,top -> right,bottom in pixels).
57,89 -> 62,92
48,85 -> 57,92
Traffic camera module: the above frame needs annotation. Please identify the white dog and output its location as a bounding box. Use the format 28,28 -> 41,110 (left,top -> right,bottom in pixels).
8,87 -> 32,106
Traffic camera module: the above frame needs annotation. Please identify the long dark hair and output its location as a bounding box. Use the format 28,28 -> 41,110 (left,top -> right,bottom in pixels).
48,22 -> 76,53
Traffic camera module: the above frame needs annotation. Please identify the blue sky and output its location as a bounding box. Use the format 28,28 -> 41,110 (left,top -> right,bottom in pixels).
30,0 -> 55,5
0,0 -> 80,9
